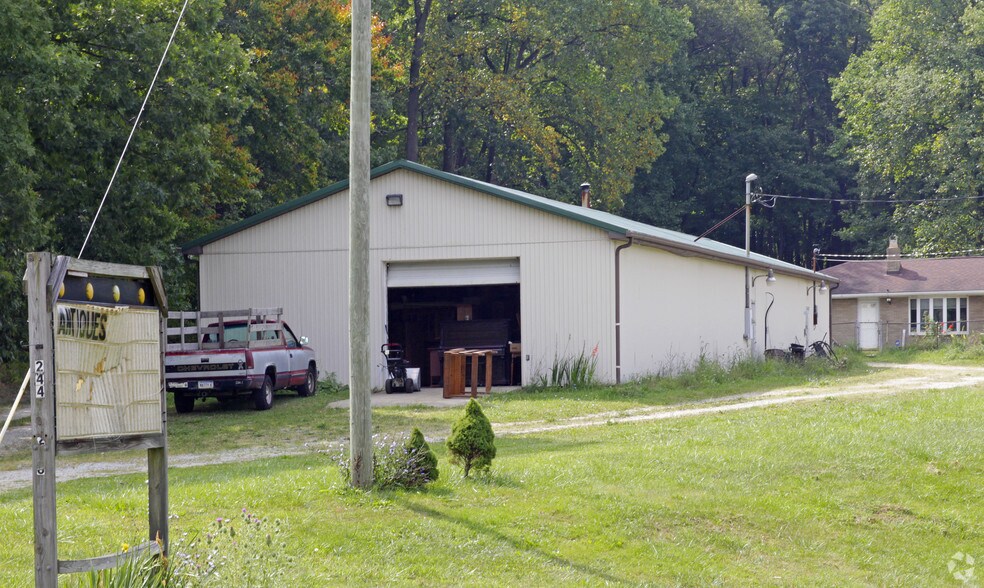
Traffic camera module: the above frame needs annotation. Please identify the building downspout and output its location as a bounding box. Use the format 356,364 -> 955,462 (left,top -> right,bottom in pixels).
615,237 -> 634,384
828,281 -> 839,345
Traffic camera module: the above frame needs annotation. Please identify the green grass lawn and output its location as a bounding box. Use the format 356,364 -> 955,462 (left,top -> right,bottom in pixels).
0,353 -> 871,473
1,381 -> 979,586
854,332 -> 984,366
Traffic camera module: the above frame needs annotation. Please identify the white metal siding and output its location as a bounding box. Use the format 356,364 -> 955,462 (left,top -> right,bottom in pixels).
750,273 -> 831,355
200,169 -> 615,387
618,247 -> 747,376
198,167 -> 829,386
618,246 -> 830,378
386,259 -> 520,287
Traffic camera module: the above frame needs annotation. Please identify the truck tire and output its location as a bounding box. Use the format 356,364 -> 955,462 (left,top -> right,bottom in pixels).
254,375 -> 274,411
175,394 -> 195,414
297,367 -> 316,397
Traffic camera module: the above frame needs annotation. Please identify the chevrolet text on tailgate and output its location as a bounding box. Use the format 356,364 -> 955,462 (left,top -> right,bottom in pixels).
165,308 -> 316,412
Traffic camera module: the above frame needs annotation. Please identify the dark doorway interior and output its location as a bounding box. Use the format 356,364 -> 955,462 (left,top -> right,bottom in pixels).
386,284 -> 521,386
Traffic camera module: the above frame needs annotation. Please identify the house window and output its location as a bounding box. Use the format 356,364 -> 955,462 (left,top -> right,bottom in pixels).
909,297 -> 968,334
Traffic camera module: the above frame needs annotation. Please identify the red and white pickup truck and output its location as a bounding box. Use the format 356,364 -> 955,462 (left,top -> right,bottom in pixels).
165,308 -> 317,413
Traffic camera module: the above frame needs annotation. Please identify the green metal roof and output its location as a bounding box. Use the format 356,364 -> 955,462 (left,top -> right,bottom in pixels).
183,159 -> 834,282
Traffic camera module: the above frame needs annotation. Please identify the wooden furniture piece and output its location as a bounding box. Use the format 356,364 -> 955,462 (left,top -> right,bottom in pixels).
435,319 -> 511,386
442,349 -> 494,398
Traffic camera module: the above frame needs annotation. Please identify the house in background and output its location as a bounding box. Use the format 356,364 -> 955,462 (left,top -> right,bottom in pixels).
824,238 -> 984,349
182,160 -> 835,387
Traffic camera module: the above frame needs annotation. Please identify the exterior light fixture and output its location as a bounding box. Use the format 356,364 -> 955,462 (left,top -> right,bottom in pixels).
385,193 -> 403,207
752,268 -> 776,286
806,279 -> 828,326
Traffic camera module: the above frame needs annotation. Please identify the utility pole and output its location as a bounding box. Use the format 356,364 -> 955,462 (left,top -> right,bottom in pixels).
744,173 -> 757,344
348,0 -> 372,488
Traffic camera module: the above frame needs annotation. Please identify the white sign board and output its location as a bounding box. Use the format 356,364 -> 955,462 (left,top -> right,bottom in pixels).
54,303 -> 162,440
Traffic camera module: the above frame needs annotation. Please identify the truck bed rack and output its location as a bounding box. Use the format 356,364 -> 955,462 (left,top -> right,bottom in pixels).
166,308 -> 283,352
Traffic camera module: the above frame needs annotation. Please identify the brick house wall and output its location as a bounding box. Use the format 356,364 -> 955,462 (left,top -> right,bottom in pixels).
831,294 -> 984,349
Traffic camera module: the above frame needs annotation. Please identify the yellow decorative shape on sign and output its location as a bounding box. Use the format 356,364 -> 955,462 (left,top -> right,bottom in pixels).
138,288 -> 146,304
59,283 -> 65,298
85,283 -> 94,300
112,285 -> 120,302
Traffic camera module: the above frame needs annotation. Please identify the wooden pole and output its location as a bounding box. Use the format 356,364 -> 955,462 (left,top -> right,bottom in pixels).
147,265 -> 169,550
25,252 -> 57,587
348,0 -> 373,488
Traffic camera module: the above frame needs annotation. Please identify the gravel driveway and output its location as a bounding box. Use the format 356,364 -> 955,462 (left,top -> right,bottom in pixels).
2,362 -> 982,493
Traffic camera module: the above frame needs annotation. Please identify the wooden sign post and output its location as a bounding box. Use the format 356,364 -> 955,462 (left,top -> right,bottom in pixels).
24,253 -> 169,588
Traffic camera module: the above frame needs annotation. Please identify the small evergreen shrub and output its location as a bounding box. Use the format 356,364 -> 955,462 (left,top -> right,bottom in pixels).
331,432 -> 439,489
406,427 -> 439,483
446,399 -> 496,477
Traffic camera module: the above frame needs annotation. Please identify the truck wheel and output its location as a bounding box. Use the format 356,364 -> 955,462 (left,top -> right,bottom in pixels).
254,375 -> 274,410
385,380 -> 394,394
297,367 -> 316,397
175,394 -> 194,414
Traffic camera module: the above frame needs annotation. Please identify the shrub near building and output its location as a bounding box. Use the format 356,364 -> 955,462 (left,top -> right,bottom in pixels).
446,399 -> 496,477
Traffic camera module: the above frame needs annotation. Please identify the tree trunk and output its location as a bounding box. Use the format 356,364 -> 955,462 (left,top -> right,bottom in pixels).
405,0 -> 432,162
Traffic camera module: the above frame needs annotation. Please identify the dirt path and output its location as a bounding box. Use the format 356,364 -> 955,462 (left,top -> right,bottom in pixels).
1,362 -> 982,493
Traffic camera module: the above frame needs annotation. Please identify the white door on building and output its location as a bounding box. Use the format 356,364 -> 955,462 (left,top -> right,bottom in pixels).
857,299 -> 880,349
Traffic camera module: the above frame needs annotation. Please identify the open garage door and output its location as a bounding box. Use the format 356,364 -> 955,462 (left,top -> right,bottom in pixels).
386,259 -> 521,388
386,258 -> 520,288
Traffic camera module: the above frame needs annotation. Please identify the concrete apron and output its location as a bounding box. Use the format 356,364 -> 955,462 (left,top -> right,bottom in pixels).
328,386 -> 520,409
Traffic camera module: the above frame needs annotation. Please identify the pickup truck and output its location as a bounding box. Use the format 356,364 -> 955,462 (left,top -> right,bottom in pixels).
165,308 -> 317,413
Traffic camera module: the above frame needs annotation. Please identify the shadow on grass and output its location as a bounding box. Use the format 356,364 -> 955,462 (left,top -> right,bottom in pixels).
397,498 -> 630,585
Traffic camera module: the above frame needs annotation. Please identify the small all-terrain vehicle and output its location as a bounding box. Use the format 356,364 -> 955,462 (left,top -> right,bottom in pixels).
381,343 -> 420,394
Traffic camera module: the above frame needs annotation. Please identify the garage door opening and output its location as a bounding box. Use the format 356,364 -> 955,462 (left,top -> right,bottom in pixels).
386,282 -> 521,387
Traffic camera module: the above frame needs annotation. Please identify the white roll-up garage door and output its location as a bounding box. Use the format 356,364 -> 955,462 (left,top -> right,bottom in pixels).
387,259 -> 520,288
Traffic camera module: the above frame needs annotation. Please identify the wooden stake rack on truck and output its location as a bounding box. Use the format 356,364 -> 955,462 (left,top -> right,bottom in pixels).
165,308 -> 317,412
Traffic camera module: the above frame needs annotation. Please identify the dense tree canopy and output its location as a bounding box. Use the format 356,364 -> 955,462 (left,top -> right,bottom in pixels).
1,0 -> 981,361
834,0 -> 984,254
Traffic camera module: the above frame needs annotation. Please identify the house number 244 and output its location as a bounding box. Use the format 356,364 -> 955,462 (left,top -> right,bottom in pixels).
35,360 -> 45,398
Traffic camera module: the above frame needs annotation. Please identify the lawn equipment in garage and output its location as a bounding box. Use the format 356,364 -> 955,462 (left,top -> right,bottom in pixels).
381,343 -> 420,393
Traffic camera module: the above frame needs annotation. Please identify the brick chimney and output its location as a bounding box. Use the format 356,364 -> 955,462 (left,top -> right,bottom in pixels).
886,236 -> 901,273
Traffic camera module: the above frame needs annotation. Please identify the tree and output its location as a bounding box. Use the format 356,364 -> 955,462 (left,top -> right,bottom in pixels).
0,0 -> 89,361
446,399 -> 496,477
622,0 -> 871,264
32,0 -> 259,312
392,0 -> 691,209
834,0 -> 984,253
406,427 -> 439,482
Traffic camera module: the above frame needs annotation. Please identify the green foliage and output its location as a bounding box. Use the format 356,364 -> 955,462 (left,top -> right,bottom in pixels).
533,346 -> 598,389
398,0 -> 692,208
446,399 -> 496,477
317,371 -> 347,396
624,0 -> 871,265
332,432 -> 439,489
69,545 -> 175,588
834,0 -> 984,253
172,509 -> 293,585
406,427 -> 440,483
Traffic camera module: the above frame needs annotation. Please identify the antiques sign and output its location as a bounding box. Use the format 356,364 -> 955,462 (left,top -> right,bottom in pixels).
54,275 -> 162,441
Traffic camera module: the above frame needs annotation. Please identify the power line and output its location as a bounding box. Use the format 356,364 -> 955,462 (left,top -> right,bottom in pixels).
78,0 -> 191,259
818,247 -> 984,261
761,192 -> 984,205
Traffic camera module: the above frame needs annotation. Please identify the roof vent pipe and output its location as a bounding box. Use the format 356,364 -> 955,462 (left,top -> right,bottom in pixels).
580,183 -> 591,208
886,236 -> 901,274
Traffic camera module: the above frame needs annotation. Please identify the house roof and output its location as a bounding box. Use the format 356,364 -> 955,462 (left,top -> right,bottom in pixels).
183,159 -> 834,282
823,256 -> 984,297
